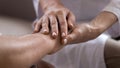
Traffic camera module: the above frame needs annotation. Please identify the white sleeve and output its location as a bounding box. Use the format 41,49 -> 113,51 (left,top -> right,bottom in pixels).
32,0 -> 43,28
103,0 -> 120,37
33,0 -> 39,18
33,0 -> 43,19
103,0 -> 120,23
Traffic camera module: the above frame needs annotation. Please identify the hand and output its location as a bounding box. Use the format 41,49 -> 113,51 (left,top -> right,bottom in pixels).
45,33 -> 65,54
65,23 -> 99,44
0,33 -> 64,68
33,5 -> 75,44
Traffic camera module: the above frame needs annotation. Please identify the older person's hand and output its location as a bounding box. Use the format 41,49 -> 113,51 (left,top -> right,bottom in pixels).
33,0 -> 75,44
65,23 -> 98,44
65,11 -> 118,44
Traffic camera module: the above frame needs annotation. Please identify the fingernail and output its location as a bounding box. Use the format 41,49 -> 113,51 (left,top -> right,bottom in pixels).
42,30 -> 47,34
43,30 -> 47,33
62,33 -> 66,37
63,39 -> 67,45
34,29 -> 38,33
52,32 -> 57,37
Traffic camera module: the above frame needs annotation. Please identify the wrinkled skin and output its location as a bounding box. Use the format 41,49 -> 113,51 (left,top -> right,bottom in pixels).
33,0 -> 76,44
66,11 -> 117,44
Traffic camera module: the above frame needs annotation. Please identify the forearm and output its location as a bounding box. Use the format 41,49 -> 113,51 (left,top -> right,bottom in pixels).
80,11 -> 118,41
0,34 -> 55,68
90,11 -> 117,32
39,0 -> 63,12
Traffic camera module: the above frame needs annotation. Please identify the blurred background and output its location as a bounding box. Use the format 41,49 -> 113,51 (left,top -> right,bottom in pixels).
0,0 -> 36,21
0,0 -> 36,36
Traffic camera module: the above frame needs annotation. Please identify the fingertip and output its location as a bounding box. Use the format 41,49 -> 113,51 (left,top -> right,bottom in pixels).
52,32 -> 58,39
65,35 -> 73,44
41,29 -> 49,34
33,28 -> 39,33
44,30 -> 49,34
62,33 -> 66,38
63,39 -> 67,45
69,24 -> 74,30
34,23 -> 41,33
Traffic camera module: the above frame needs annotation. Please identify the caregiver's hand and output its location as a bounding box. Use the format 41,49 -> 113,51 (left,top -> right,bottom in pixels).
65,11 -> 118,44
33,0 -> 75,44
65,23 -> 101,44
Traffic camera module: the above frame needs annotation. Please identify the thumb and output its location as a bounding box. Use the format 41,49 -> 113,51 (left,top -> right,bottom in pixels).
63,31 -> 78,44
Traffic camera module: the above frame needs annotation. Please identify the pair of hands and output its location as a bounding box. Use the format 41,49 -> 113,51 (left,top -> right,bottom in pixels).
33,4 -> 76,45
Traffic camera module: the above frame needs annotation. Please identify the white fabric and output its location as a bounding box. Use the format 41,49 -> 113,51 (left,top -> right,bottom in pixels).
43,34 -> 109,68
103,0 -> 120,38
33,0 -> 110,21
33,0 -> 120,68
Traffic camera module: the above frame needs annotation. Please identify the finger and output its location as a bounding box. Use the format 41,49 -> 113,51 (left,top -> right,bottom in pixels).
33,20 -> 37,33
49,15 -> 58,39
57,12 -> 68,39
41,17 -> 49,34
33,19 -> 42,33
33,20 -> 37,28
63,31 -> 78,45
67,12 -> 75,31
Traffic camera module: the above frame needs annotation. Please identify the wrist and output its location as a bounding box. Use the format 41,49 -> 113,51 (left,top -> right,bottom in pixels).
39,0 -> 64,12
77,23 -> 101,42
25,34 -> 53,53
90,11 -> 118,33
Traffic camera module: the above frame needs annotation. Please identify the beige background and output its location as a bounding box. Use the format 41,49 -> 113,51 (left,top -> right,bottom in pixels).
0,0 -> 35,35
0,0 -> 36,21
0,16 -> 33,36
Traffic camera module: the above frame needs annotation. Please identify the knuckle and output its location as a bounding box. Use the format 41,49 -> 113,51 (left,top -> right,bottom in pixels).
42,16 -> 48,22
34,27 -> 39,31
60,21 -> 66,26
46,11 -> 55,16
50,18 -> 57,25
51,20 -> 57,25
49,15 -> 54,19
69,36 -> 73,40
53,27 -> 58,31
56,10 -> 64,15
37,19 -> 42,24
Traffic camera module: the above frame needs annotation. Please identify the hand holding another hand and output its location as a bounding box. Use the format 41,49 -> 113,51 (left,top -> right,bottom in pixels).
65,23 -> 101,44
33,5 -> 75,44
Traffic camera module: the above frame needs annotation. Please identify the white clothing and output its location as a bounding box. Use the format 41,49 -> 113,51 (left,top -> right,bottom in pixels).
33,0 -> 110,21
103,0 -> 120,38
33,0 -> 120,68
33,0 -> 120,37
43,34 -> 109,68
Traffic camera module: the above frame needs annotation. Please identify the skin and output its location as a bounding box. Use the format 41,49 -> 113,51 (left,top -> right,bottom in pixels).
33,0 -> 75,44
33,0 -> 118,45
33,11 -> 118,68
0,4 -> 118,68
65,11 -> 118,44
0,0 -> 118,68
0,33 -> 64,68
29,0 -> 118,67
